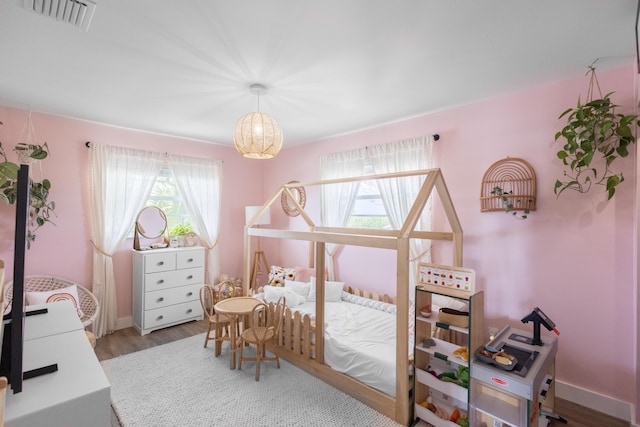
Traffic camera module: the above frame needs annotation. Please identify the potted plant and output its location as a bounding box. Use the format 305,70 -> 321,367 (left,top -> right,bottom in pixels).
554,65 -> 640,200
169,222 -> 194,247
490,186 -> 532,220
0,121 -> 56,247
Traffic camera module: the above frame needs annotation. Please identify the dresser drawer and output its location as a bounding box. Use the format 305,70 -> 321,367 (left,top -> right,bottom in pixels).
144,283 -> 201,310
143,300 -> 202,330
176,249 -> 204,269
144,252 -> 177,273
143,267 -> 204,292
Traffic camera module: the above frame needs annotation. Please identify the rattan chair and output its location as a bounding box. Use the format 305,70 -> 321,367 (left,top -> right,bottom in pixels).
4,276 -> 99,329
238,296 -> 285,381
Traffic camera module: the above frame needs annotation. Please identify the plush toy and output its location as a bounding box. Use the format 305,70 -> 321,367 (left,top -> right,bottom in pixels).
267,265 -> 295,286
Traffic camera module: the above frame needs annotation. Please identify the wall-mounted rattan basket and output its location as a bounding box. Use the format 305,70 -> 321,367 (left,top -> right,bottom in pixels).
480,158 -> 537,213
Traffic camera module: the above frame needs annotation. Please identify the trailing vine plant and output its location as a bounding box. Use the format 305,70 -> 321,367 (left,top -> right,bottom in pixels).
554,64 -> 640,200
0,120 -> 56,247
490,186 -> 532,220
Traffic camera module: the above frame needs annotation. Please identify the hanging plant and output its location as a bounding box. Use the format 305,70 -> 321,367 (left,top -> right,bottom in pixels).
490,186 -> 532,220
554,64 -> 640,200
0,119 -> 56,247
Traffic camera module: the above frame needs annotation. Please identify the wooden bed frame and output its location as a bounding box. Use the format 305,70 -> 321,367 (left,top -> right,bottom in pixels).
257,285 -> 409,421
244,169 -> 463,425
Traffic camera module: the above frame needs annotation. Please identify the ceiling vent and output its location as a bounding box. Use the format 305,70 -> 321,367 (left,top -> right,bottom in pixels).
23,0 -> 97,32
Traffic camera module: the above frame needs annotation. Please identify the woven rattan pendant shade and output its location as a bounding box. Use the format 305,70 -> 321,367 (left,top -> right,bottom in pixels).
233,83 -> 283,159
233,112 -> 283,159
480,158 -> 537,212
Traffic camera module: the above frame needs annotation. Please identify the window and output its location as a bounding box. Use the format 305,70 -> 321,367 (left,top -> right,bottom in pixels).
347,162 -> 390,229
146,165 -> 193,233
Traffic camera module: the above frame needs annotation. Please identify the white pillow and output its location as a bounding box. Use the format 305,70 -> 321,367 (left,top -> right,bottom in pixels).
284,279 -> 310,300
308,277 -> 345,302
26,284 -> 84,319
263,286 -> 306,307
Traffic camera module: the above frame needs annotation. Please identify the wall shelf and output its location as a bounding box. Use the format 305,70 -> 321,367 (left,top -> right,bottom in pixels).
480,157 -> 537,213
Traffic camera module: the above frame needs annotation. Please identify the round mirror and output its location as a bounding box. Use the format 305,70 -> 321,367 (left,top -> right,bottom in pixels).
134,206 -> 170,250
136,206 -> 168,238
281,181 -> 306,217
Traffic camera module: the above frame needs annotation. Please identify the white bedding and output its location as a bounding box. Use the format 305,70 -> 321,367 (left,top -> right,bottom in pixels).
258,285 -> 467,397
259,287 -> 467,397
286,293 -> 404,397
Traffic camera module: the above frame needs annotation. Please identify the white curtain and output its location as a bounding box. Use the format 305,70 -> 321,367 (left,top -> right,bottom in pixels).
89,143 -> 164,337
168,154 -> 223,285
320,150 -> 365,280
367,136 -> 433,298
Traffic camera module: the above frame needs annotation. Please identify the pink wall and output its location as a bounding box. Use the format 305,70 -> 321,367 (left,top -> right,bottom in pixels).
264,65 -> 638,411
0,106 -> 265,318
0,64 -> 637,414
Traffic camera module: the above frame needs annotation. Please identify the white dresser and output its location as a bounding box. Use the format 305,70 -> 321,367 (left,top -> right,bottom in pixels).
132,246 -> 204,335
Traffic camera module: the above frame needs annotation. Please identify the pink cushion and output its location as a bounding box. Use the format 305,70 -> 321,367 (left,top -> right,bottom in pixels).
294,266 -> 328,283
25,284 -> 84,319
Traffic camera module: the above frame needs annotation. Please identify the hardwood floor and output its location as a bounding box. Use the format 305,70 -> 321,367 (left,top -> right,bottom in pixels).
94,319 -> 208,362
95,320 -> 630,427
553,398 -> 630,427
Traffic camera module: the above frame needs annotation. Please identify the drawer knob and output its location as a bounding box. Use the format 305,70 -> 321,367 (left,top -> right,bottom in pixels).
187,275 -> 193,280
186,292 -> 193,297
157,315 -> 164,321
186,309 -> 193,314
158,279 -> 164,284
187,258 -> 194,262
158,261 -> 164,266
157,297 -> 164,302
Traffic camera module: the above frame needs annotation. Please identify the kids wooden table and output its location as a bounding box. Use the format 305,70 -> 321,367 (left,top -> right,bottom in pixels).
214,296 -> 263,369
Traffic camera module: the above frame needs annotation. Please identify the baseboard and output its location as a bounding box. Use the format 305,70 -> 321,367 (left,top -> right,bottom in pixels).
115,316 -> 133,331
556,380 -> 633,423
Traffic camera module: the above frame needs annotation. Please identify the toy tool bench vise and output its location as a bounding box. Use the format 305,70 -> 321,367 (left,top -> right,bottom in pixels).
469,308 -> 565,426
520,307 -> 560,346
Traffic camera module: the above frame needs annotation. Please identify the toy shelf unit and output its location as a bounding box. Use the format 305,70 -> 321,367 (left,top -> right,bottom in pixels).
470,326 -> 558,427
413,263 -> 484,427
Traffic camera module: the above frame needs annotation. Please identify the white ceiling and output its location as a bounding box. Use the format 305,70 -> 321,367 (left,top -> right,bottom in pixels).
0,0 -> 637,148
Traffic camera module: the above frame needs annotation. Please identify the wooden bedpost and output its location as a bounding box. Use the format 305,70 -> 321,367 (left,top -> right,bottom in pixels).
308,226 -> 315,268
434,170 -> 463,266
315,241 -> 325,365
243,225 -> 251,295
396,236 -> 411,425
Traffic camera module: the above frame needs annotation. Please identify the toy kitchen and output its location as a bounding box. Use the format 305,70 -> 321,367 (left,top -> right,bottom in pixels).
469,308 -> 564,427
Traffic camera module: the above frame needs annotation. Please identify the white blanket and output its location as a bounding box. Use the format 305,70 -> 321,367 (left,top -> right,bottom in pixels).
289,296 -> 400,397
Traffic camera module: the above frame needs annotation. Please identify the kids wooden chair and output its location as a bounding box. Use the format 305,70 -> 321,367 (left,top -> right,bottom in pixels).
238,296 -> 286,381
199,284 -> 233,356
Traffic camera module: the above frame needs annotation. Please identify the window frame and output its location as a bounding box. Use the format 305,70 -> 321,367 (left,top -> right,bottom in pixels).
347,161 -> 391,229
144,165 -> 193,234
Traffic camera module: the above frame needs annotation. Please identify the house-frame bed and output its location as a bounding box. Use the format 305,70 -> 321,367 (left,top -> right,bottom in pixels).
243,168 -> 463,425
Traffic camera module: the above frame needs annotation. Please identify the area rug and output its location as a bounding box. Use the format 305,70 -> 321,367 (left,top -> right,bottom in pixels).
100,333 -> 404,427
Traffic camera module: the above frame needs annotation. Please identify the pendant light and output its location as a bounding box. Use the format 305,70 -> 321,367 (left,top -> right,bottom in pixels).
233,83 -> 283,159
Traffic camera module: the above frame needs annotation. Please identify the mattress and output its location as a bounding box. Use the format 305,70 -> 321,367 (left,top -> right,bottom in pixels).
259,286 -> 468,397
289,295 -> 404,397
